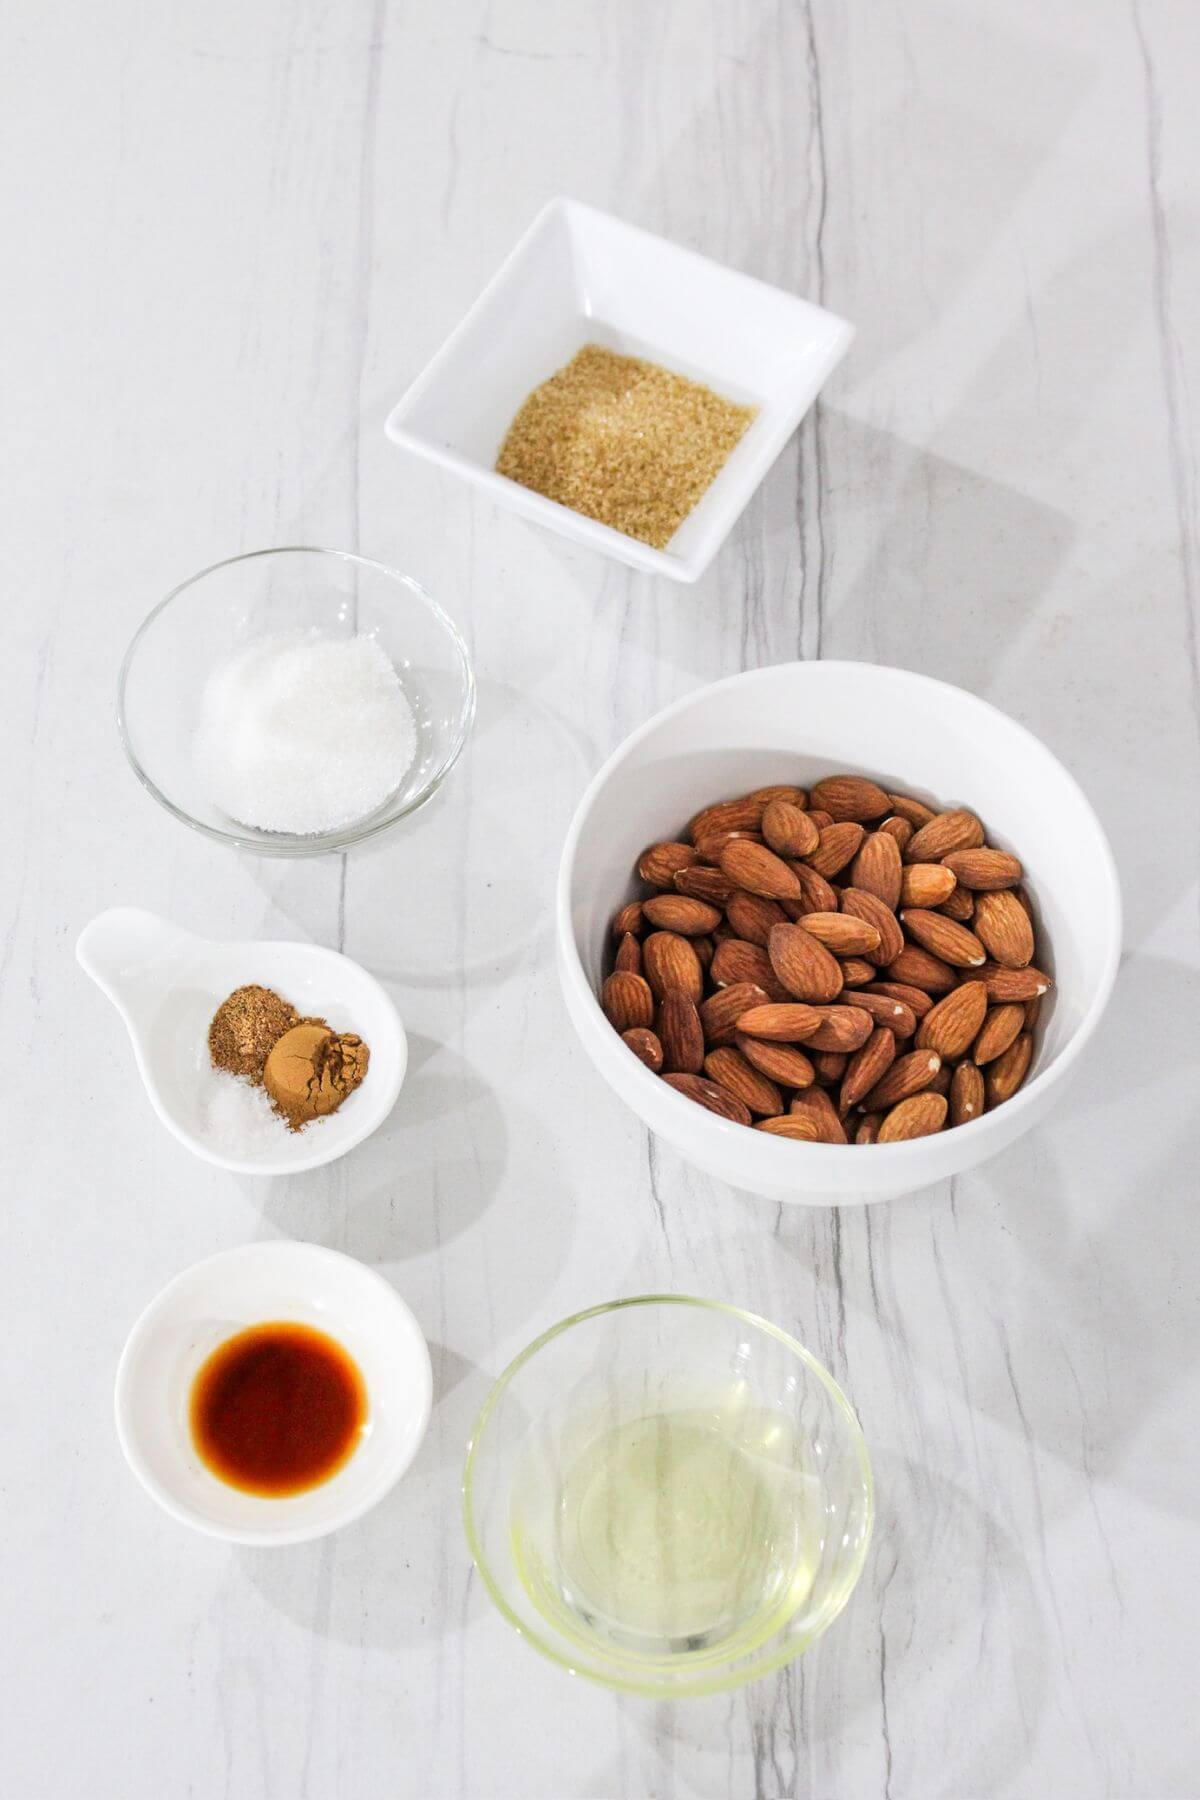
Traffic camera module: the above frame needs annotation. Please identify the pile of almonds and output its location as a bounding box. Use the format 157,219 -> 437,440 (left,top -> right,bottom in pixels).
600,776 -> 1052,1145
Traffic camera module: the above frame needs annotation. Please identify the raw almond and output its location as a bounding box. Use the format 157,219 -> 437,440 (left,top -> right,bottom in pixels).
615,932 -> 642,974
877,1091 -> 948,1142
689,796 -> 763,841
674,863 -> 736,905
849,831 -> 903,907
864,980 -> 934,1018
767,923 -> 845,1003
860,1048 -> 943,1112
736,1003 -> 823,1043
879,815 -> 914,850
642,931 -> 704,1002
950,1060 -> 985,1127
972,1002 -> 1025,1066
884,946 -> 958,993
915,980 -> 988,1059
839,957 -> 876,988
621,1027 -> 663,1072
805,821 -> 865,878
733,1033 -> 816,1089
813,1050 -> 848,1086
840,1027 -> 897,1109
927,1064 -> 952,1097
704,1047 -> 783,1116
637,841 -> 697,888
761,800 -> 819,858
887,792 -> 937,828
797,912 -> 881,957
642,895 -> 722,936
809,775 -> 891,822
601,971 -> 654,1031
699,982 -> 770,1047
985,1032 -> 1033,1105
900,909 -> 987,968
804,1005 -> 874,1053
711,937 -> 789,1000
749,784 -> 808,810
726,891 -> 788,947
611,901 -> 643,938
784,863 -> 841,917
941,848 -> 1023,890
693,935 -> 715,973
904,809 -> 985,863
1023,993 -> 1043,1030
789,1085 -> 848,1144
658,992 -> 705,1074
856,1113 -> 884,1144
662,1072 -> 752,1125
694,828 -> 763,863
719,838 -> 803,901
939,885 -> 975,921
806,810 -> 834,831
840,888 -> 905,967
981,963 -> 1052,1003
757,1114 -> 821,1140
900,863 -> 957,909
851,991 -> 918,1036
974,890 -> 1034,969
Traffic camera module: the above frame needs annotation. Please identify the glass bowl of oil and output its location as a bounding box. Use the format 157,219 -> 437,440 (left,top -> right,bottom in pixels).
462,1295 -> 873,1696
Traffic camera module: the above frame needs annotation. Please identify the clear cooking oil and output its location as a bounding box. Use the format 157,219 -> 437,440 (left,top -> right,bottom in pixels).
510,1397 -> 819,1663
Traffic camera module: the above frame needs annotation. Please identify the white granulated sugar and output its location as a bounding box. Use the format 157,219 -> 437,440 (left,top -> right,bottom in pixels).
199,1069 -> 291,1153
196,631 -> 418,834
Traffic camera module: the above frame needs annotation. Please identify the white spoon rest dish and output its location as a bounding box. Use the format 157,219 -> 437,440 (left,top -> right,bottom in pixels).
77,907 -> 407,1175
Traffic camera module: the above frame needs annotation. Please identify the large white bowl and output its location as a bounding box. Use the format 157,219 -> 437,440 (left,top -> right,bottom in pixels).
557,663 -> 1121,1205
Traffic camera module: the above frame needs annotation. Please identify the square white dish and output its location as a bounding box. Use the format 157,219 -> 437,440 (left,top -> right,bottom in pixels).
384,198 -> 854,583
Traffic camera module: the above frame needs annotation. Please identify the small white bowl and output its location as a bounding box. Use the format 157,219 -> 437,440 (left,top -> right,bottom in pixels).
385,198 -> 853,584
77,908 -> 406,1175
557,662 -> 1122,1206
115,1242 -> 432,1544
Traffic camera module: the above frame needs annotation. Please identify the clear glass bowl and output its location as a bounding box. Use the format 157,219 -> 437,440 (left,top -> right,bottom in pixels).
118,547 -> 475,856
463,1296 -> 873,1696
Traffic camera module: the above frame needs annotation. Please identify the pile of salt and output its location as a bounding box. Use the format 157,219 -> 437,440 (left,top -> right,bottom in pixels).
198,1070 -> 291,1153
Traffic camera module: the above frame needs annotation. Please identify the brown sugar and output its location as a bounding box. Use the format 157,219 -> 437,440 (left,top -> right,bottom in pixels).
262,1022 -> 370,1132
495,344 -> 757,550
208,985 -> 298,1082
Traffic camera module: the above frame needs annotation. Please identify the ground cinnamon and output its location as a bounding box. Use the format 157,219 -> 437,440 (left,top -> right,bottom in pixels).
262,1023 -> 370,1131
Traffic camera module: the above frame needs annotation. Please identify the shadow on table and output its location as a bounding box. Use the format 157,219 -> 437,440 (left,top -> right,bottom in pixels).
770,954 -> 1200,1534
238,1335 -> 492,1654
243,673 -> 595,992
577,1455 -> 1047,1800
629,0 -> 1093,376
963,951 -> 1200,1526
251,1023 -> 577,1381
254,1034 -> 507,1261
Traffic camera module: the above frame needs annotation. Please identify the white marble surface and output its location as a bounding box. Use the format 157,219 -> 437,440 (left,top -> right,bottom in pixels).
4,2 -> 1198,1795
